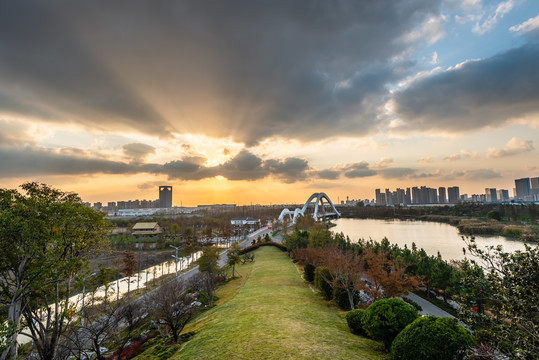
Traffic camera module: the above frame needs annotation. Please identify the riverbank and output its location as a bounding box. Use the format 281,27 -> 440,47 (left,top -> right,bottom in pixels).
169,246 -> 387,359
337,205 -> 538,242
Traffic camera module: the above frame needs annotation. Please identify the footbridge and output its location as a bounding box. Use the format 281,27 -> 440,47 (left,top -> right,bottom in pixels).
278,192 -> 341,223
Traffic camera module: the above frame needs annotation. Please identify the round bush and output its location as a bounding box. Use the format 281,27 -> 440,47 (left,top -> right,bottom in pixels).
333,286 -> 351,310
304,263 -> 315,282
314,266 -> 332,300
345,309 -> 366,335
391,316 -> 474,360
362,298 -> 418,350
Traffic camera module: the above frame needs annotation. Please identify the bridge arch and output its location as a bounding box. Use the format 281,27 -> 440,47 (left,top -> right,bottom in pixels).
278,192 -> 341,223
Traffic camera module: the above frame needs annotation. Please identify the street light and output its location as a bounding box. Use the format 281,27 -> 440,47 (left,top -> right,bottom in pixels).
81,272 -> 96,327
170,244 -> 181,277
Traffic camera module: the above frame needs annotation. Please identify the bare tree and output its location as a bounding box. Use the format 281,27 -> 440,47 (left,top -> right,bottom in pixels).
323,248 -> 367,310
145,279 -> 199,343
60,299 -> 122,360
110,302 -> 146,360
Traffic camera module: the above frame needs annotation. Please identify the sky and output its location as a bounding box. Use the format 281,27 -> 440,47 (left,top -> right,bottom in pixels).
1,0 -> 539,206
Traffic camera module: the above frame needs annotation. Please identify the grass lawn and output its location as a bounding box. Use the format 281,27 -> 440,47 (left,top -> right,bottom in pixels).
167,246 -> 387,360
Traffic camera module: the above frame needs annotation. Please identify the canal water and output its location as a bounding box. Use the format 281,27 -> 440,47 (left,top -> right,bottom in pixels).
332,218 -> 533,261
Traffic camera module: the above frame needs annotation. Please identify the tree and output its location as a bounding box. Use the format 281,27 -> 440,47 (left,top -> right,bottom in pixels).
61,298 -> 122,360
197,246 -> 220,307
145,279 -> 198,343
121,251 -> 137,299
283,228 -> 309,252
462,238 -> 539,358
362,248 -> 418,302
227,242 -> 242,279
345,309 -> 366,335
391,316 -> 474,360
362,298 -> 418,350
110,302 -> 146,360
322,248 -> 366,310
314,266 -> 333,300
307,223 -> 333,248
0,183 -> 108,360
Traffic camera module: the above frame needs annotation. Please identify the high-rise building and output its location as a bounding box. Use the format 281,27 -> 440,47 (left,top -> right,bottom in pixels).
447,186 -> 460,203
438,187 -> 446,204
485,188 -> 497,202
375,189 -> 386,206
531,177 -> 539,196
497,189 -> 509,201
515,178 -> 531,200
159,186 -> 173,208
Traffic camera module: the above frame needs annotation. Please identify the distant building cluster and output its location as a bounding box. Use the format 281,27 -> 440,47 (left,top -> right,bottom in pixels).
85,185 -> 197,217
374,176 -> 539,206
514,177 -> 539,201
339,196 -> 372,206
375,186 -> 461,206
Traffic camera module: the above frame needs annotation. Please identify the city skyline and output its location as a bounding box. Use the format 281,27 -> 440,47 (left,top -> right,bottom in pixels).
1,1 -> 539,206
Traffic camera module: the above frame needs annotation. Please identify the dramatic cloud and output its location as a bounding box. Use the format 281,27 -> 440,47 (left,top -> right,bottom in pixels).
122,143 -> 156,162
0,1 -> 443,145
473,0 -> 515,35
486,137 -> 534,158
391,43 -> 539,133
312,169 -> 341,180
0,145 -> 312,184
342,162 -> 377,178
510,13 -> 539,35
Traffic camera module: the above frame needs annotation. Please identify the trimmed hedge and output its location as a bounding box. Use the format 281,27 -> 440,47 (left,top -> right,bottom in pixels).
362,298 -> 418,350
304,263 -> 315,282
391,316 -> 474,360
240,241 -> 287,254
314,266 -> 333,300
345,309 -> 366,335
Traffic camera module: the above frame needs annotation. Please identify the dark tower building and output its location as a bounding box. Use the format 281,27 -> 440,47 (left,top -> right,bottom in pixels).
159,186 -> 173,208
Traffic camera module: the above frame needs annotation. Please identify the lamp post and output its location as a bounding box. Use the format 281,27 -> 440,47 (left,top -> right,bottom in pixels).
170,244 -> 181,277
81,272 -> 96,327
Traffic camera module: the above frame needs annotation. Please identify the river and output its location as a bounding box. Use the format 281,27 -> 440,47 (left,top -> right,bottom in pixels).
332,218 -> 532,261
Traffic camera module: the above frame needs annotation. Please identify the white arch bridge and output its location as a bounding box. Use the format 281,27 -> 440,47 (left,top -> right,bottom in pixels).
278,192 -> 341,223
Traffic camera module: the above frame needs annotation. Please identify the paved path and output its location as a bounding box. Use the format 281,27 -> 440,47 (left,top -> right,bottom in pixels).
404,293 -> 468,328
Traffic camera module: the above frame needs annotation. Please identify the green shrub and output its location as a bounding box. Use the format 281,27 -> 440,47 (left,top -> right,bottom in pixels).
345,309 -> 366,335
304,263 -> 315,282
391,316 -> 474,360
362,298 -> 418,350
314,266 -> 333,300
486,210 -> 502,221
333,286 -> 351,310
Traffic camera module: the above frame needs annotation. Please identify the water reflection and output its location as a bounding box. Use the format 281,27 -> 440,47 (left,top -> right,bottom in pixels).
332,218 -> 533,261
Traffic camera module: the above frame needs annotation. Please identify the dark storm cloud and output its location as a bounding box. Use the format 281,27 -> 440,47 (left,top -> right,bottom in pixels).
122,143 -> 156,162
0,3 -> 172,137
392,43 -> 539,132
0,146 -> 311,183
342,162 -> 377,178
0,147 -> 134,177
264,157 -> 310,183
312,169 -> 341,180
0,0 -> 441,144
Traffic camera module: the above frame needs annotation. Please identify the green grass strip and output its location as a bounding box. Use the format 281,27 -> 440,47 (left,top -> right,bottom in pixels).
170,246 -> 387,360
